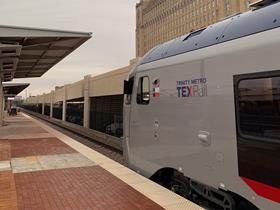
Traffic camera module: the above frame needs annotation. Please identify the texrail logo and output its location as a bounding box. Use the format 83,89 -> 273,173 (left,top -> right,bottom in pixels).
176,78 -> 207,98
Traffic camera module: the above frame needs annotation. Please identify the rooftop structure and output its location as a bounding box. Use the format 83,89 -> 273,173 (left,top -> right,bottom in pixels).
250,0 -> 280,8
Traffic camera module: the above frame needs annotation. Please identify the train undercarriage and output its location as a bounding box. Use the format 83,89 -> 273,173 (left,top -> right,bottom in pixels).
150,168 -> 259,210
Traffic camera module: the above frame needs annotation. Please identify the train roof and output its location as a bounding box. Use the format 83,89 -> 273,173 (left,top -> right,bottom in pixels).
139,1 -> 280,65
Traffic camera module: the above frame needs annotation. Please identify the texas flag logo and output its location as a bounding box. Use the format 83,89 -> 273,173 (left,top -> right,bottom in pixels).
153,78 -> 160,97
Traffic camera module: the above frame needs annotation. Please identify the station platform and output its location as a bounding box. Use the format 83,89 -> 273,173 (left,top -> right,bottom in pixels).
0,113 -> 203,210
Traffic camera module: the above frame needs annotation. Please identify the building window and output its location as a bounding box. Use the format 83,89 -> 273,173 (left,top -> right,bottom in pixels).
137,76 -> 150,105
235,73 -> 280,143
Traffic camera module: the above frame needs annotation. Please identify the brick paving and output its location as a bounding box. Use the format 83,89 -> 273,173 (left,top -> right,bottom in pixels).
0,171 -> 17,210
10,138 -> 77,158
0,140 -> 11,161
1,137 -> 77,160
14,166 -> 163,210
0,126 -> 48,139
0,115 -> 166,210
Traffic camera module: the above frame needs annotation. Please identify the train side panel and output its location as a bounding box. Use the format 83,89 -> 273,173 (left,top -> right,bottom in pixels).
126,27 -> 280,210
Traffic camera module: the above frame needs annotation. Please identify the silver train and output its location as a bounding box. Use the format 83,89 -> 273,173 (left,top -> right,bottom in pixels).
123,2 -> 280,210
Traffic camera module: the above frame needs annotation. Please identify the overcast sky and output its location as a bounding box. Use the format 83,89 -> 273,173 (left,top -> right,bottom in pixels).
0,0 -> 138,97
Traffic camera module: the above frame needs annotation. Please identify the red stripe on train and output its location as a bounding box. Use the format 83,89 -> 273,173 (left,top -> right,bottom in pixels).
241,177 -> 280,203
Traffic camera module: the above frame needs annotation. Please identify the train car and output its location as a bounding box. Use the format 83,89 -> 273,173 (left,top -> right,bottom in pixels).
123,2 -> 280,210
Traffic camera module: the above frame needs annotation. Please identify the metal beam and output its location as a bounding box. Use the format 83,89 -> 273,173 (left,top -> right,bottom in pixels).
21,37 -> 80,46
23,45 -> 73,51
19,54 -> 62,60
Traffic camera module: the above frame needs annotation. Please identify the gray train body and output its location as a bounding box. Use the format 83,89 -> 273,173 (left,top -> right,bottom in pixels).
123,3 -> 280,210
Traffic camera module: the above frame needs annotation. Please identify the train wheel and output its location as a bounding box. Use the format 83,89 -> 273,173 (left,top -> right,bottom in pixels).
221,193 -> 236,210
169,176 -> 191,199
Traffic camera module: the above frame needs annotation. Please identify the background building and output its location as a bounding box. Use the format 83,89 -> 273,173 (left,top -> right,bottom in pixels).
136,0 -> 258,57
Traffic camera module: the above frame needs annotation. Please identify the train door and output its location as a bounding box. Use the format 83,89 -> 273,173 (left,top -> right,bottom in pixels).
234,71 -> 280,203
128,72 -> 154,173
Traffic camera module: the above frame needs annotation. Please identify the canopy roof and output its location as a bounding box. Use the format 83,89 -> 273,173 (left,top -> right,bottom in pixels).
3,83 -> 29,97
0,25 -> 92,82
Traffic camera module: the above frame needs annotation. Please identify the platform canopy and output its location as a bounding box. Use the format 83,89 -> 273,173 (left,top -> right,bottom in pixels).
3,83 -> 29,97
0,25 -> 92,82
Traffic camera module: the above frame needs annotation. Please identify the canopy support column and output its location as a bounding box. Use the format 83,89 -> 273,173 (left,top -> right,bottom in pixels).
62,86 -> 67,121
83,75 -> 90,128
0,81 -> 4,126
50,91 -> 54,118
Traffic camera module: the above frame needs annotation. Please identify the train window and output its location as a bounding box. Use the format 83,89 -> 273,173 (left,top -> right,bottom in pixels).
137,76 -> 150,105
236,76 -> 280,143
